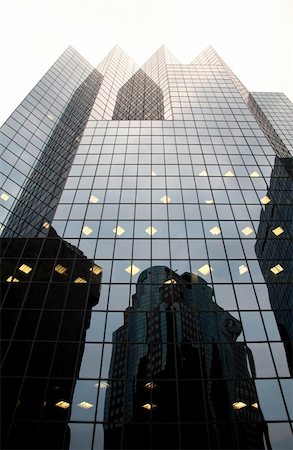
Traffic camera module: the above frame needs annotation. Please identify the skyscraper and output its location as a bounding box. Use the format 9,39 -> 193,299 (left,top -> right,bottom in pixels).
0,45 -> 292,450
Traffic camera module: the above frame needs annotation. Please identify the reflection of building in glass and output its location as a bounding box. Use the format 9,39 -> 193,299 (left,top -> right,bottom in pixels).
255,156 -> 293,376
0,227 -> 102,449
104,266 -> 270,449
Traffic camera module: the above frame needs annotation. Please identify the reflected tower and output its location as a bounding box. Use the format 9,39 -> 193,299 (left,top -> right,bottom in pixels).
104,266 -> 270,449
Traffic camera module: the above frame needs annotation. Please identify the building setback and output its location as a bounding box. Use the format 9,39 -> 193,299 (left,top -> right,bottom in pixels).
0,46 -> 292,450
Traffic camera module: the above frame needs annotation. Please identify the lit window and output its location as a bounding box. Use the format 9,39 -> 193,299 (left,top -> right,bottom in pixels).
90,265 -> 102,275
89,195 -> 99,204
270,264 -> 284,275
224,170 -> 234,177
145,226 -> 157,236
82,225 -> 93,236
272,226 -> 284,236
94,381 -> 110,388
55,264 -> 67,275
142,403 -> 157,410
55,400 -> 70,409
78,401 -> 93,409
151,170 -> 157,176
0,192 -> 9,201
209,226 -> 221,236
239,265 -> 248,275
160,195 -> 171,204
47,114 -> 55,120
250,171 -> 260,177
241,226 -> 253,236
232,402 -> 247,410
199,170 -> 208,176
198,264 -> 213,276
125,265 -> 140,276
251,402 -> 259,409
74,277 -> 87,284
205,200 -> 213,204
260,196 -> 271,205
113,226 -> 125,236
6,276 -> 19,282
43,222 -> 50,229
19,264 -> 32,274
164,279 -> 177,284
144,382 -> 157,389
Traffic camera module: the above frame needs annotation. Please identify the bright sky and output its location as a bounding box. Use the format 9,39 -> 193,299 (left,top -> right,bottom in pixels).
1,0 -> 292,126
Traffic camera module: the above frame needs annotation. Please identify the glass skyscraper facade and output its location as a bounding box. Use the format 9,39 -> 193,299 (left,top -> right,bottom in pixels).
0,45 -> 292,450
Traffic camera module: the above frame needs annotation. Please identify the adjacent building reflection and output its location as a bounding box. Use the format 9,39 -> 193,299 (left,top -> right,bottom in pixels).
255,156 -> 293,376
104,266 -> 271,449
0,227 -> 102,449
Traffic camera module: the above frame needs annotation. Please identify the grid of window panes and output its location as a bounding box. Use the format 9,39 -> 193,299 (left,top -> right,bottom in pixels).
252,92 -> 293,156
1,46 -> 292,450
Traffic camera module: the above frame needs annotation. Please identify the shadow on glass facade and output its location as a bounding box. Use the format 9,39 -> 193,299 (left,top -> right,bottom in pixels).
0,45 -> 292,450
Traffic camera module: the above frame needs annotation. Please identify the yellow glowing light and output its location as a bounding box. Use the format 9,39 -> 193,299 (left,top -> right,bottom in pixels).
6,276 -> 19,282
55,264 -> 67,275
145,226 -> 157,236
251,402 -> 259,409
82,225 -> 93,236
198,264 -> 213,276
125,265 -> 140,276
272,226 -> 284,236
43,222 -> 50,229
151,170 -> 157,176
55,400 -> 70,409
0,192 -> 10,201
199,170 -> 208,176
239,265 -> 248,275
160,195 -> 171,204
74,277 -> 87,284
90,265 -> 102,275
224,170 -> 235,177
260,196 -> 271,205
78,402 -> 94,409
250,171 -> 260,177
209,226 -> 221,236
144,382 -> 157,389
205,200 -> 214,204
113,226 -> 125,236
89,195 -> 99,204
270,264 -> 284,275
241,226 -> 253,236
142,403 -> 157,410
232,402 -> 247,410
164,279 -> 177,284
19,264 -> 32,274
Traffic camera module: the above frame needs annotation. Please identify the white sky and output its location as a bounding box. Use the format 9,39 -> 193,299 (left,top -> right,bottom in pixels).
1,0 -> 293,126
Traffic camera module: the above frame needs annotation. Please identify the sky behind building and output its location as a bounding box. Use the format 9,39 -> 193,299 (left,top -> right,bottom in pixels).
1,0 -> 293,126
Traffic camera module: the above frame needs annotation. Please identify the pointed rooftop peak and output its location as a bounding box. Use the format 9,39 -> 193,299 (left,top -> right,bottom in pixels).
142,45 -> 181,70
96,46 -> 138,75
191,46 -> 222,66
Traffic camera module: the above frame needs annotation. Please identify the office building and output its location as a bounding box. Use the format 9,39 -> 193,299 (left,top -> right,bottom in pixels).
0,45 -> 292,449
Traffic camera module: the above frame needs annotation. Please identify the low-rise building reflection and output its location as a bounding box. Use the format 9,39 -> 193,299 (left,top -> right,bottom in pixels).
0,227 -> 102,449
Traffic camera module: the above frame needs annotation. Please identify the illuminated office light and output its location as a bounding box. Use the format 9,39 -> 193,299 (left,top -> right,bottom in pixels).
164,279 -> 177,284
125,265 -> 140,276
145,226 -> 157,236
89,195 -> 99,203
82,225 -> 93,236
241,226 -> 253,236
78,402 -> 94,409
55,401 -> 70,409
205,199 -> 213,204
272,226 -> 284,236
251,402 -> 259,409
144,382 -> 157,389
160,195 -> 171,204
0,192 -> 9,201
209,226 -> 221,235
42,221 -> 50,229
199,170 -> 208,176
250,171 -> 260,177
224,170 -> 235,177
74,277 -> 87,284
142,403 -> 157,410
47,114 -> 55,120
19,264 -> 32,274
151,170 -> 157,176
55,264 -> 67,275
232,402 -> 247,410
198,264 -> 213,276
90,265 -> 102,275
260,196 -> 271,205
95,381 -> 110,389
6,276 -> 19,283
239,265 -> 248,275
113,225 -> 125,236
270,264 -> 284,275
